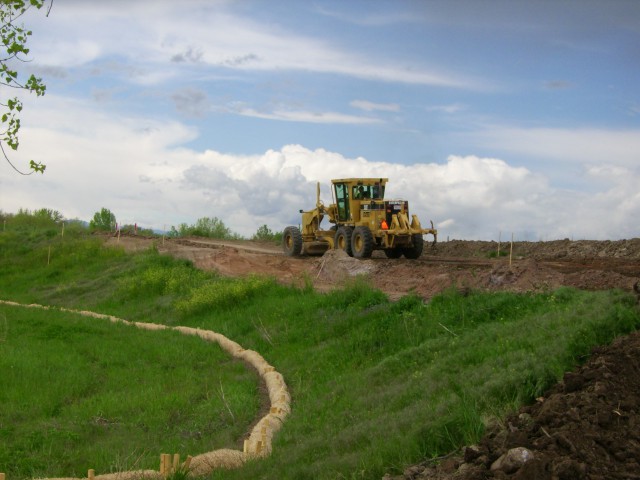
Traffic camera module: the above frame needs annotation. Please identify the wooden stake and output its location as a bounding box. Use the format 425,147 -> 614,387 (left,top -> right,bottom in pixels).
61,222 -> 65,237
88,469 -> 95,480
1,472 -> 6,480
160,453 -> 171,475
183,455 -> 192,470
243,439 -> 249,454
172,453 -> 180,472
164,453 -> 172,475
509,233 -> 514,269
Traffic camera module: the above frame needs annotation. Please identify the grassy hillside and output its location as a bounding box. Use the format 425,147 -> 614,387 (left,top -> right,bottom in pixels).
1,213 -> 639,479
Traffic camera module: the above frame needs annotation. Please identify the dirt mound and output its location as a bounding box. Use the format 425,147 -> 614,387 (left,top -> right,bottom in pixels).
431,238 -> 640,260
314,249 -> 376,281
385,330 -> 640,480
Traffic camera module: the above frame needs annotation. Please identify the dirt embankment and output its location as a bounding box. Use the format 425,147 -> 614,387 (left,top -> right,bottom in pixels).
105,235 -> 640,301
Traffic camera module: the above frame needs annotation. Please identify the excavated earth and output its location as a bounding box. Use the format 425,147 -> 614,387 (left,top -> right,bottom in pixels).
105,235 -> 640,480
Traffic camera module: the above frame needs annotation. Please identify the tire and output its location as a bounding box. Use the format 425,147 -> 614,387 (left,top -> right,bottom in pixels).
384,248 -> 403,259
351,226 -> 374,259
334,226 -> 354,257
282,226 -> 303,257
402,234 -> 424,259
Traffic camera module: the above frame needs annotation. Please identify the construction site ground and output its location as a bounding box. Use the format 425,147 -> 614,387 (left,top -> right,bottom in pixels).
105,234 -> 640,480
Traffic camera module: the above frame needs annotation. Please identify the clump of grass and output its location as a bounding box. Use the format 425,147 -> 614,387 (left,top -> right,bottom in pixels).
175,276 -> 274,317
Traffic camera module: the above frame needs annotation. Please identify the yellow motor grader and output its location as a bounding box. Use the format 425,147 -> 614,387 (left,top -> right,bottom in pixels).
282,178 -> 437,259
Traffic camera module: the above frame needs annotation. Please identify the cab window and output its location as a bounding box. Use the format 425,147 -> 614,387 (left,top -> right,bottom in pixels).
335,183 -> 350,221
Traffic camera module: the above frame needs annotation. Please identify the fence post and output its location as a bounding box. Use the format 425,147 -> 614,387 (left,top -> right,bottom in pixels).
1,471 -> 6,480
509,232 -> 514,268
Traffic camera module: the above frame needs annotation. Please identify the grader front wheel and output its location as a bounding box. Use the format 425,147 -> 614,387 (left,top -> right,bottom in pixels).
334,226 -> 354,257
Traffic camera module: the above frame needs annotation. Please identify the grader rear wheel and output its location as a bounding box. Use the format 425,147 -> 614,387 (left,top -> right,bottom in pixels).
402,233 -> 424,259
384,248 -> 403,259
351,226 -> 373,259
282,226 -> 303,257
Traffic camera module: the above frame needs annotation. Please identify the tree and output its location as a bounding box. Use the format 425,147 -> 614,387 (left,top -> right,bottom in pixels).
33,207 -> 62,222
169,217 -> 242,240
89,207 -> 116,232
1,0 -> 51,175
252,224 -> 282,243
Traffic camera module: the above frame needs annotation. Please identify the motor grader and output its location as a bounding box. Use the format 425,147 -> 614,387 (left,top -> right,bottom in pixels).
282,178 -> 437,259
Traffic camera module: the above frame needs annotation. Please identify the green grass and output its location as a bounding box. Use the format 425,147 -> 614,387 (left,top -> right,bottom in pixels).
0,304 -> 260,479
1,214 -> 639,479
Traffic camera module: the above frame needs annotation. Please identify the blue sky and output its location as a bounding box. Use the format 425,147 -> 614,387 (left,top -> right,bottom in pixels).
1,0 -> 639,240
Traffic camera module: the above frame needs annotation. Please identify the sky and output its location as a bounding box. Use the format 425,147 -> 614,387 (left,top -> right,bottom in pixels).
1,0 -> 639,240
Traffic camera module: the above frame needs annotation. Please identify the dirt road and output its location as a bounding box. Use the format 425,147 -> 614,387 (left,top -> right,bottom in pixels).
105,235 -> 640,300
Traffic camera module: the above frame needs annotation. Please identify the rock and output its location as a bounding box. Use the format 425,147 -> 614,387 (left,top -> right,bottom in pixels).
490,447 -> 535,474
463,445 -> 482,463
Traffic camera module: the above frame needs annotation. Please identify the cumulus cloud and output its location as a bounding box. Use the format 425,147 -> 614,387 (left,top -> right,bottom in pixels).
2,94 -> 639,241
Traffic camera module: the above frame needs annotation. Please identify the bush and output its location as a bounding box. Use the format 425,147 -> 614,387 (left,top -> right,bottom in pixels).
252,224 -> 283,244
89,207 -> 116,232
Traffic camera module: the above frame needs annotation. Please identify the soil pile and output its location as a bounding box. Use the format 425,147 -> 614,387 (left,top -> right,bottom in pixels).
430,238 -> 640,260
385,330 -> 640,480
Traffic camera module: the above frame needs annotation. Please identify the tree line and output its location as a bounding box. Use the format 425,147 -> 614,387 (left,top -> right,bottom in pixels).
1,207 -> 282,243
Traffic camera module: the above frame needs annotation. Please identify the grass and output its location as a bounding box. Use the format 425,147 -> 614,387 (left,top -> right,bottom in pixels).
1,213 -> 639,479
0,304 -> 259,479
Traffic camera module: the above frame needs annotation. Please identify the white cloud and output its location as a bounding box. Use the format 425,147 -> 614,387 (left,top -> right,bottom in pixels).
350,100 -> 400,112
426,103 -> 466,114
28,1 -> 486,90
2,98 -> 639,241
233,107 -> 382,125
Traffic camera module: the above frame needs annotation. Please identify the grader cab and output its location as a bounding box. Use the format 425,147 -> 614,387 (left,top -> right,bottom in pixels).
282,178 -> 437,259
